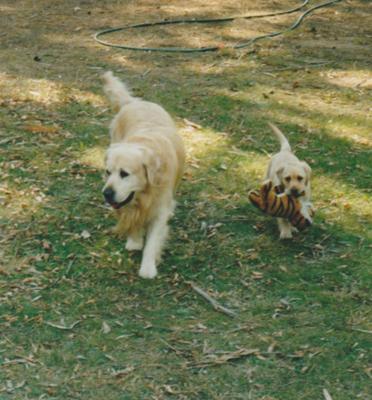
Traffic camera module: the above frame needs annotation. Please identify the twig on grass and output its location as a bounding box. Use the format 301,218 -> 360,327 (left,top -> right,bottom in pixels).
351,327 -> 372,334
266,61 -> 332,72
110,366 -> 135,378
65,259 -> 75,277
0,380 -> 26,393
159,338 -> 190,358
1,358 -> 36,366
228,323 -> 257,334
189,281 -> 237,318
44,320 -> 81,330
323,388 -> 333,400
188,348 -> 259,369
0,135 -> 22,145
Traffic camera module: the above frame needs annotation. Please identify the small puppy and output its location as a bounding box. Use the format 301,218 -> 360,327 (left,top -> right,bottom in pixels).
102,72 -> 185,278
265,123 -> 312,239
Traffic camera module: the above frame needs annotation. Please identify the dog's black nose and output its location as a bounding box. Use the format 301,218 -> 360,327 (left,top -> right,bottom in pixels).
103,187 -> 115,202
291,188 -> 299,197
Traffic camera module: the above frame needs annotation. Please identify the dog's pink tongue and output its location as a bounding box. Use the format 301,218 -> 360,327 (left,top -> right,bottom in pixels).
111,203 -> 119,209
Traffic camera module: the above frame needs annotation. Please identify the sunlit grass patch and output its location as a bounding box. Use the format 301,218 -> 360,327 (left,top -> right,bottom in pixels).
180,120 -> 229,157
0,181 -> 47,220
220,82 -> 371,142
0,72 -> 105,107
314,175 -> 372,237
234,153 -> 267,183
325,68 -> 372,89
80,146 -> 106,169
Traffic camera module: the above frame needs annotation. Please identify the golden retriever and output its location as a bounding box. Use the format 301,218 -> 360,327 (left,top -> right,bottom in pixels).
265,123 -> 312,239
102,72 -> 185,278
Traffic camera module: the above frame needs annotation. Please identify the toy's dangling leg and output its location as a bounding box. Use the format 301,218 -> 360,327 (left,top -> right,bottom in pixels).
300,200 -> 314,223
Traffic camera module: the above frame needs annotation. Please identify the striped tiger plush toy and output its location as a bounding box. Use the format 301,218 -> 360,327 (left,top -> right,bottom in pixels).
249,180 -> 314,231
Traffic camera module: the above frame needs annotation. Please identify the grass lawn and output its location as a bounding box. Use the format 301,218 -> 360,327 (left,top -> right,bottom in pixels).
0,1 -> 371,399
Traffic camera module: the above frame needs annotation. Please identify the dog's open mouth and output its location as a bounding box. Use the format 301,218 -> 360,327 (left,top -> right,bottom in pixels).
110,191 -> 135,209
286,190 -> 305,198
294,191 -> 306,198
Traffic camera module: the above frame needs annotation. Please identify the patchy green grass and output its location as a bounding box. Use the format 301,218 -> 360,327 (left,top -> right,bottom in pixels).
0,1 -> 371,399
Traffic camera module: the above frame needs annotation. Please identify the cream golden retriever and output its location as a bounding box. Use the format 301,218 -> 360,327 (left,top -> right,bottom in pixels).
102,72 -> 185,278
265,123 -> 313,239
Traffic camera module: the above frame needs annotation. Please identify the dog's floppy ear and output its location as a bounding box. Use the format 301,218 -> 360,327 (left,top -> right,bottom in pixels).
301,162 -> 312,185
142,149 -> 162,186
276,167 -> 284,182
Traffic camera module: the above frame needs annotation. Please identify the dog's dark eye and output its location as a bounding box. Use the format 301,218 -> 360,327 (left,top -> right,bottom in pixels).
285,176 -> 291,182
297,176 -> 303,181
120,169 -> 129,178
105,170 -> 111,176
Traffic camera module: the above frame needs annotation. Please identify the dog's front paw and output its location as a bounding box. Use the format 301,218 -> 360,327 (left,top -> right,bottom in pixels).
291,225 -> 298,233
126,237 -> 144,251
139,261 -> 157,279
280,229 -> 293,240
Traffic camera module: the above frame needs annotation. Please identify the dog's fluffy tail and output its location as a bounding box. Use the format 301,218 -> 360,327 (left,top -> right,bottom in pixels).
102,71 -> 135,111
268,122 -> 291,152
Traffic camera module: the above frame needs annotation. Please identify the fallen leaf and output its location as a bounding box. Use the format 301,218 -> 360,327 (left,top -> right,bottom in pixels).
343,202 -> 351,210
81,230 -> 91,239
102,321 -> 111,334
252,271 -> 263,279
42,240 -> 52,250
104,353 -> 116,361
163,385 -> 177,394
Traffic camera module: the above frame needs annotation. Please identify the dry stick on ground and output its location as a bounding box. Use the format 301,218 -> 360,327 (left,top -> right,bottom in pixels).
0,135 -> 23,145
159,338 -> 190,358
44,320 -> 81,330
189,281 -> 237,318
323,389 -> 333,400
188,348 -> 259,369
351,327 -> 372,334
1,358 -> 36,366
